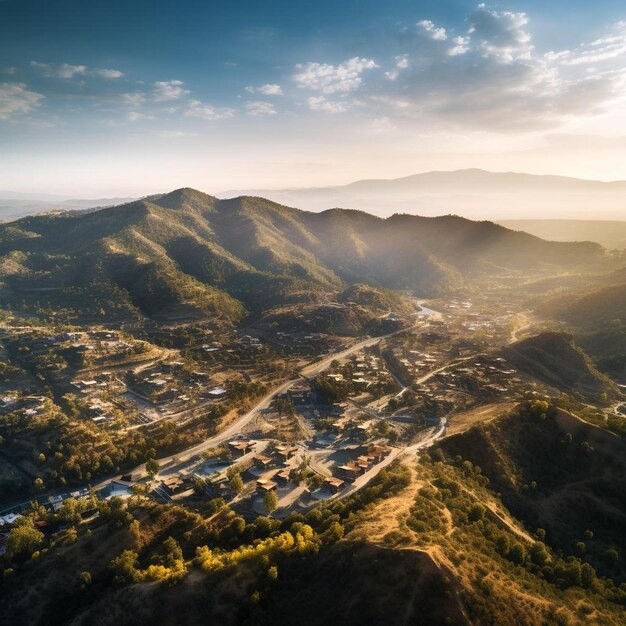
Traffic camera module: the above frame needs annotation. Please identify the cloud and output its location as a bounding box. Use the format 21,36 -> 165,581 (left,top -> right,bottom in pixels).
246,101 -> 276,116
468,4 -> 531,61
30,61 -> 123,79
121,92 -> 145,106
185,99 -> 235,121
549,21 -> 626,67
0,82 -> 44,120
245,83 -> 283,95
364,5 -> 626,132
307,96 -> 350,113
448,36 -> 470,57
127,111 -> 155,121
152,80 -> 189,101
93,68 -> 124,79
417,20 -> 447,41
294,57 -> 378,94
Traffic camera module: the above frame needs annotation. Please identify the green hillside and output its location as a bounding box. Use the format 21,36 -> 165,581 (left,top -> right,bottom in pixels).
502,332 -> 621,402
0,188 -> 609,323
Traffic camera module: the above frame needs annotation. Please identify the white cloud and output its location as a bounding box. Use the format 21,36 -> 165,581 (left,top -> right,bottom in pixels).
185,99 -> 235,121
554,22 -> 626,67
121,92 -> 145,106
245,83 -> 283,95
294,57 -> 378,94
127,111 -> 155,121
0,82 -> 44,120
395,55 -> 409,69
468,5 -> 532,62
31,61 -> 124,79
448,36 -> 470,57
153,80 -> 189,101
246,101 -> 276,116
307,96 -> 350,113
357,6 -> 626,132
418,20 -> 447,41
93,68 -> 124,79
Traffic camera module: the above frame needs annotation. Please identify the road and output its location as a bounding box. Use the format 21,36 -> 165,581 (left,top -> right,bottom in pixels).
334,419 -> 447,502
93,312 -> 429,487
2,305 -> 435,513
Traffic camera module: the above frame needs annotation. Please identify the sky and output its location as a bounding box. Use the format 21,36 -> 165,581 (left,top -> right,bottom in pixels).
2,0 -> 626,197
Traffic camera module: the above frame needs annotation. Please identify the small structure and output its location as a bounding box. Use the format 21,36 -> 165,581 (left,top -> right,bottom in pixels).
324,477 -> 345,494
228,440 -> 255,456
256,478 -> 278,493
275,467 -> 292,485
337,463 -> 361,481
274,444 -> 297,462
253,454 -> 274,470
161,475 -> 185,495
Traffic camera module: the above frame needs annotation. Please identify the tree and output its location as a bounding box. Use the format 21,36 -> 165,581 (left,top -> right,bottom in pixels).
228,471 -> 244,495
263,490 -> 278,514
145,458 -> 160,478
33,477 -> 45,491
7,523 -> 44,559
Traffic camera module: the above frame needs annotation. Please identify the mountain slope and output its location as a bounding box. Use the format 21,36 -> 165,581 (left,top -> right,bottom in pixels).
0,188 -> 608,322
502,332 -> 621,402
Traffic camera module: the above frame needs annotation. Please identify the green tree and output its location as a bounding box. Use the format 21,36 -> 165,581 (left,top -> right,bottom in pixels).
8,523 -> 44,559
263,490 -> 278,514
228,471 -> 244,495
145,458 -> 160,478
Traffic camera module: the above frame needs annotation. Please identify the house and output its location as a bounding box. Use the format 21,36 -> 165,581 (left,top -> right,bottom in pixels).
274,445 -> 297,462
324,477 -> 345,494
256,478 -> 278,492
356,455 -> 373,471
228,440 -> 255,456
48,494 -> 65,512
337,463 -> 361,481
367,444 -> 392,463
161,475 -> 185,494
252,454 -> 274,470
275,467 -> 292,485
0,512 -> 22,527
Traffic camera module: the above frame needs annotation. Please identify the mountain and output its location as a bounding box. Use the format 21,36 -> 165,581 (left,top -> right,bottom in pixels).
543,283 -> 626,328
498,220 -> 626,250
0,194 -> 135,222
502,332 -> 621,402
0,188 -> 608,322
438,401 -> 626,584
221,169 -> 626,220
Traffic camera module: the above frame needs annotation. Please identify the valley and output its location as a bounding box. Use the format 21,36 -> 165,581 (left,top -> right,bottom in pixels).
0,192 -> 625,625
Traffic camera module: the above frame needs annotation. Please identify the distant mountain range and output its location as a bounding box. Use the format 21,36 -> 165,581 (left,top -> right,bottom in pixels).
0,188 -> 609,323
221,168 -> 626,221
0,192 -> 135,222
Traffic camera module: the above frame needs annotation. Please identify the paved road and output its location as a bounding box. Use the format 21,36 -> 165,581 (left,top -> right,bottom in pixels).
2,306 -> 435,513
334,419 -> 447,502
92,315 -> 428,488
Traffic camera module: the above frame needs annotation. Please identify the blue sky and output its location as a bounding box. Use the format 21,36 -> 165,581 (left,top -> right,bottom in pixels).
2,0 -> 626,195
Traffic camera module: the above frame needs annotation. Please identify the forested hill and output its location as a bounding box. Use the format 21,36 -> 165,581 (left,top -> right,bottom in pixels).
0,188 -> 607,321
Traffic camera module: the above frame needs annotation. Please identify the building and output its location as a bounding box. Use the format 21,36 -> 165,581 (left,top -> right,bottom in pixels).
324,477 -> 345,494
